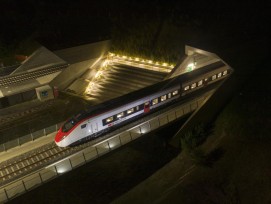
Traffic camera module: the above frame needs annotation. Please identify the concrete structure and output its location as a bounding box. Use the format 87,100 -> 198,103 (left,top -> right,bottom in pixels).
35,85 -> 54,101
51,40 -> 111,90
166,45 -> 231,79
0,40 -> 111,109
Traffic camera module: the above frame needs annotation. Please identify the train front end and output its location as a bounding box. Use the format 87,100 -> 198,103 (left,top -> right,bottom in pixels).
55,127 -> 69,147
55,118 -> 79,147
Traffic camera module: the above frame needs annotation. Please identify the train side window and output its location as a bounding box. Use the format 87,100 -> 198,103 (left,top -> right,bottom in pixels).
198,80 -> 203,86
184,86 -> 190,91
212,75 -> 217,80
217,73 -> 222,78
204,78 -> 208,82
161,95 -> 167,102
106,117 -> 113,123
127,108 -> 134,114
136,105 -> 140,111
191,83 -> 196,89
81,124 -> 87,129
223,70 -> 227,75
168,93 -> 172,98
172,90 -> 178,96
152,98 -> 158,105
117,112 -> 124,118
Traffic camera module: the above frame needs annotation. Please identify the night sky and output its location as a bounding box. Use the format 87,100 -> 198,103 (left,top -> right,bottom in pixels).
1,0 -> 269,54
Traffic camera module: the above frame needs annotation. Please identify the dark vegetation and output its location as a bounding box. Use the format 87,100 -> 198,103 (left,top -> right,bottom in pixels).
1,1 -> 269,65
180,124 -> 224,167
170,59 -> 271,203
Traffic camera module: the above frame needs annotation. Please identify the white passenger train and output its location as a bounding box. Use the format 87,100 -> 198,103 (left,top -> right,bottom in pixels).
55,61 -> 231,147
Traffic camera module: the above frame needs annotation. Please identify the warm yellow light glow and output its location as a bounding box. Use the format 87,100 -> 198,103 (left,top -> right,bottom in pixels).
106,52 -> 175,74
184,86 -> 190,91
95,71 -> 103,78
117,112 -> 124,118
140,127 -> 150,134
85,82 -> 96,94
102,60 -> 108,67
57,166 -> 70,174
109,141 -> 119,149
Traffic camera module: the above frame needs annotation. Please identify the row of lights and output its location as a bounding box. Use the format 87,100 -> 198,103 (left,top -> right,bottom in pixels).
85,52 -> 176,96
85,60 -> 109,95
108,52 -> 175,69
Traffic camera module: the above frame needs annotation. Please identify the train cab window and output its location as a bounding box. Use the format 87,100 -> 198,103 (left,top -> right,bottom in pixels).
184,86 -> 190,91
106,117 -> 113,123
223,70 -> 227,76
152,98 -> 158,105
191,83 -> 196,89
117,112 -> 124,118
81,124 -> 87,129
212,75 -> 217,80
172,90 -> 178,96
127,108 -> 134,114
62,118 -> 78,132
198,80 -> 203,86
161,95 -> 167,102
168,93 -> 172,98
217,73 -> 222,78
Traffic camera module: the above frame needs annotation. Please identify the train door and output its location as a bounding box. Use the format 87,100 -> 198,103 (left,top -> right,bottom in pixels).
91,122 -> 98,133
144,101 -> 150,113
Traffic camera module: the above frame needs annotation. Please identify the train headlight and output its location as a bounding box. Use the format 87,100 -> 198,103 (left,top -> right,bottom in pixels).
60,135 -> 67,141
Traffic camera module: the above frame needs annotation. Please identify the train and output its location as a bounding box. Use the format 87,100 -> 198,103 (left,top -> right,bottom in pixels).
55,61 -> 232,147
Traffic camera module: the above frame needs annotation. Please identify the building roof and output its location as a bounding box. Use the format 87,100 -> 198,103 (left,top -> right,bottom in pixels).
11,46 -> 67,75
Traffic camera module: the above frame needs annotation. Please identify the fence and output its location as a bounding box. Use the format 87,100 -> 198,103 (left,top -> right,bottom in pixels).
0,123 -> 63,153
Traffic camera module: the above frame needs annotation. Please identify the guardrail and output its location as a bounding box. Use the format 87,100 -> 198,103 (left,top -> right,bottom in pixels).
0,95 -> 208,203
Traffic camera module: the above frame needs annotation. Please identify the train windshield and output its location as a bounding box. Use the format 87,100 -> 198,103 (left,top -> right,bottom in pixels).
62,118 -> 78,132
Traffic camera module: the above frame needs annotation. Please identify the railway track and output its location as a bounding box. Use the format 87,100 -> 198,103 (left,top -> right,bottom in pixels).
0,142 -> 85,186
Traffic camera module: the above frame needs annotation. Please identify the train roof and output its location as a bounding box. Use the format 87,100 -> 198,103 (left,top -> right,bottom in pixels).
78,60 -> 228,120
